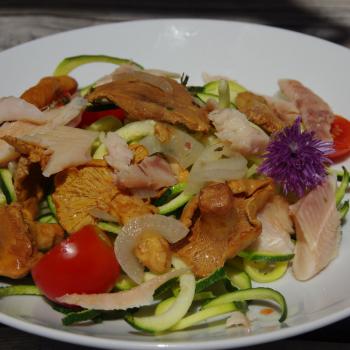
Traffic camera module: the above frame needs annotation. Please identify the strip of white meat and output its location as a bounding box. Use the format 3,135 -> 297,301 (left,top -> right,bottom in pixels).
0,97 -> 45,124
208,108 -> 269,156
57,268 -> 187,310
290,177 -> 341,281
278,80 -> 334,140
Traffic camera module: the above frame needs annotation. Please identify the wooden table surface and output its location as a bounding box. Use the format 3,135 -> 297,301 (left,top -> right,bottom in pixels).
1,1 -> 350,349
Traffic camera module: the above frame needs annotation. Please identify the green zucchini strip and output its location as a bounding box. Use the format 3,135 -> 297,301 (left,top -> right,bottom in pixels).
62,309 -> 102,326
243,260 -> 289,283
54,55 -> 143,76
0,187 -> 6,206
97,221 -> 121,234
158,192 -> 193,215
202,287 -> 287,322
339,200 -> 350,220
0,285 -> 42,297
155,296 -> 176,315
47,195 -> 57,216
195,268 -> 226,293
171,303 -> 237,331
0,169 -> 16,203
336,166 -> 349,206
153,183 -> 187,206
238,251 -> 294,263
224,266 -> 251,290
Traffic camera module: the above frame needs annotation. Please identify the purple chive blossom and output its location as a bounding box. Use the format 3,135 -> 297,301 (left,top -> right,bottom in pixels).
258,117 -> 334,197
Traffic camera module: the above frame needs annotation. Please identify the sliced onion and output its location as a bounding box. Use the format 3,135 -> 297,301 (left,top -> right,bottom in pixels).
114,214 -> 189,284
139,126 -> 204,169
139,135 -> 162,155
89,208 -> 119,223
184,143 -> 247,195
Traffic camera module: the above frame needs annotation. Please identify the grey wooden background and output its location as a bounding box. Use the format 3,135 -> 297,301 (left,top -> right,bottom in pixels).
1,1 -> 350,349
1,1 -> 350,51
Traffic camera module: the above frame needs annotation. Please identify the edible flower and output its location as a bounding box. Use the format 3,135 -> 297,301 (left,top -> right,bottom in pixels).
258,117 -> 334,197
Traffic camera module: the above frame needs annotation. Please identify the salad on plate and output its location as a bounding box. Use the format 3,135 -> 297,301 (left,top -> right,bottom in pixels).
0,54 -> 349,333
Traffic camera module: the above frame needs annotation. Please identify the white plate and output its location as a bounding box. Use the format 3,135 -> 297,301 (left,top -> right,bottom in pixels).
1,18 -> 350,350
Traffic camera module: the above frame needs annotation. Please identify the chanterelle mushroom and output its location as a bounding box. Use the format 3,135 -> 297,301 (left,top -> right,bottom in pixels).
175,179 -> 274,277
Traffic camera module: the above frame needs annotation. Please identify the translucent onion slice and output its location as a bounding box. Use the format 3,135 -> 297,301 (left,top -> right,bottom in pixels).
89,208 -> 119,223
184,143 -> 248,195
114,214 -> 189,284
139,126 -> 204,169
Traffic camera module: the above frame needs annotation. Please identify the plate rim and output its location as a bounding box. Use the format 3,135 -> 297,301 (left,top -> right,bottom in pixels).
1,17 -> 350,57
1,305 -> 350,349
1,17 -> 350,350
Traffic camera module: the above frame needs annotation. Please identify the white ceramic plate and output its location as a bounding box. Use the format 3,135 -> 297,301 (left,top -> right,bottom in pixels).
1,19 -> 350,350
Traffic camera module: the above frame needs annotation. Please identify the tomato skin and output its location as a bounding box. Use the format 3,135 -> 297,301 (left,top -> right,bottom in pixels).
32,225 -> 120,301
329,115 -> 350,161
79,108 -> 125,128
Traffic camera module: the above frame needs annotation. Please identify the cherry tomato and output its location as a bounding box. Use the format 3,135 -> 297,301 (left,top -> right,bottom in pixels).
329,115 -> 350,161
32,225 -> 120,301
79,108 -> 125,128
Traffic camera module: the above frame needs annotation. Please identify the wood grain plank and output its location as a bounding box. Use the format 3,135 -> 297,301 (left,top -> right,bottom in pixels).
0,0 -> 350,51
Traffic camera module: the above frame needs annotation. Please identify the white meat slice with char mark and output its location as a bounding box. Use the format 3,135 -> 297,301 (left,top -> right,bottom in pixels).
290,176 -> 341,281
208,108 -> 269,156
278,79 -> 334,140
117,155 -> 177,191
249,195 -> 294,254
57,267 -> 188,310
101,132 -> 133,171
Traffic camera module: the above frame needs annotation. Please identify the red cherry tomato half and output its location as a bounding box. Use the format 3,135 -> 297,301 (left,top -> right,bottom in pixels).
329,115 -> 350,161
32,225 -> 120,301
79,108 -> 125,128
